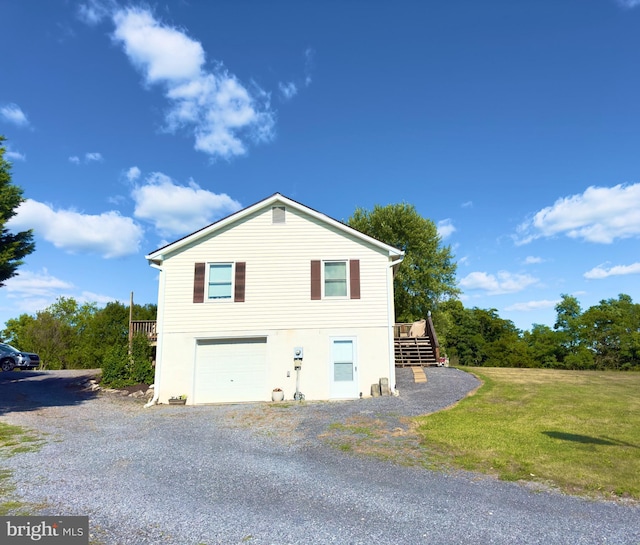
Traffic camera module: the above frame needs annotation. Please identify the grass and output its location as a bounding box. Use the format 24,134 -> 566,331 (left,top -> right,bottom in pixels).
0,422 -> 44,515
414,367 -> 640,501
322,415 -> 429,466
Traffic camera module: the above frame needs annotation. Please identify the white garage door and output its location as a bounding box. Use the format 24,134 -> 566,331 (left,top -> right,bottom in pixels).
194,338 -> 267,404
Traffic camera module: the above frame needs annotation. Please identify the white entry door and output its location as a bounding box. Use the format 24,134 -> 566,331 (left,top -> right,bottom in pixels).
330,338 -> 358,399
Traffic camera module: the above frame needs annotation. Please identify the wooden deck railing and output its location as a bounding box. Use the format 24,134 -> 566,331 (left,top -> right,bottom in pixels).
130,320 -> 157,343
393,315 -> 441,366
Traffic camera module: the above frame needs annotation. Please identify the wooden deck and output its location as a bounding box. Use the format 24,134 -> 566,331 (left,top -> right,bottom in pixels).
130,320 -> 157,345
394,316 -> 440,367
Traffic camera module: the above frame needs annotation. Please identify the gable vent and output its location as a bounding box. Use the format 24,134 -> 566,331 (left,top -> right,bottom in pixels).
272,206 -> 286,224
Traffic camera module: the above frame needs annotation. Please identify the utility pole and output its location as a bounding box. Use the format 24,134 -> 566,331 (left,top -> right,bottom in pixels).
128,291 -> 134,355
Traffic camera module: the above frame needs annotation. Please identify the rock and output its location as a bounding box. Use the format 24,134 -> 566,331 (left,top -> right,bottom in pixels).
371,383 -> 381,397
131,390 -> 145,398
379,377 -> 390,396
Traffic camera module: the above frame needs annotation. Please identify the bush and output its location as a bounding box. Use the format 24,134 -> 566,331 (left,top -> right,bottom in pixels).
100,334 -> 155,388
130,333 -> 154,384
101,344 -> 130,389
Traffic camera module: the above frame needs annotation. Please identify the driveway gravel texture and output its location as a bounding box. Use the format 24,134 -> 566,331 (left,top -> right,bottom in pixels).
1,367 -> 638,545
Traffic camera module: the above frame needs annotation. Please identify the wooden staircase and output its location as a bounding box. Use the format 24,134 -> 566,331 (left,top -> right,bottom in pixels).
394,315 -> 440,367
394,336 -> 438,367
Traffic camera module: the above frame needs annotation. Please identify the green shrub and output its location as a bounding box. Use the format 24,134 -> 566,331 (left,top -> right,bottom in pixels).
130,333 -> 154,384
100,334 -> 154,388
100,343 -> 130,389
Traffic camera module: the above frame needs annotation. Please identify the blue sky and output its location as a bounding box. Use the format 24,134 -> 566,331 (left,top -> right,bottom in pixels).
1,0 -> 640,333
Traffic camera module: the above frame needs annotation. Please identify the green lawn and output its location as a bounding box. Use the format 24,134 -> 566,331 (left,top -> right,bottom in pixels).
415,368 -> 640,500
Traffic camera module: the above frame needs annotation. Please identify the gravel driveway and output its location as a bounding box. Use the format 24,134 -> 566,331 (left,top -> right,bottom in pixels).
1,368 -> 638,545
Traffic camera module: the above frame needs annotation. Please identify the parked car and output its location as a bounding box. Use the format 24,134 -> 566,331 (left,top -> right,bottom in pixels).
0,343 -> 40,370
0,344 -> 18,372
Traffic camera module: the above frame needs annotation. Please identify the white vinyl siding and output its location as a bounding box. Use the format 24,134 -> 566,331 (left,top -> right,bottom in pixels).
159,206 -> 392,334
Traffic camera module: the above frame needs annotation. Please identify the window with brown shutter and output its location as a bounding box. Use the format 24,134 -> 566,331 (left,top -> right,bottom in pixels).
195,262 -> 246,303
312,259 -> 361,300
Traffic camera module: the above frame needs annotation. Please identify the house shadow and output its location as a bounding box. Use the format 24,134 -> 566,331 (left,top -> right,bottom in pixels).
0,370 -> 100,416
542,431 -> 639,448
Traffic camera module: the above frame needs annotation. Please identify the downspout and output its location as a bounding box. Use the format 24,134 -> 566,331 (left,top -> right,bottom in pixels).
387,255 -> 404,394
144,259 -> 165,408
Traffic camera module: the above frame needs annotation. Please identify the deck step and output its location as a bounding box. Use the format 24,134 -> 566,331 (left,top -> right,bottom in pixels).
411,366 -> 427,383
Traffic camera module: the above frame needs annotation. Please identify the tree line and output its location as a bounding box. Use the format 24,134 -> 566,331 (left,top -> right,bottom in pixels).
1,297 -> 157,385
434,294 -> 640,371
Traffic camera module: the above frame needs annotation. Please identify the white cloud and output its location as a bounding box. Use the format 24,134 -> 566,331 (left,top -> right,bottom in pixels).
279,81 -> 298,100
3,269 -> 76,316
461,201 -> 473,208
437,218 -> 456,239
112,8 -> 204,83
584,262 -> 640,279
132,172 -> 242,237
0,103 -> 30,128
459,270 -> 538,295
504,299 -> 560,312
516,183 -> 640,245
77,0 -> 112,25
69,152 -> 104,164
126,166 -> 141,181
616,0 -> 640,8
524,256 -> 544,265
5,150 -> 26,161
3,269 -> 117,317
85,152 -> 103,162
110,7 -> 275,159
304,48 -> 314,86
4,269 -> 74,298
79,291 -> 117,305
7,200 -> 144,258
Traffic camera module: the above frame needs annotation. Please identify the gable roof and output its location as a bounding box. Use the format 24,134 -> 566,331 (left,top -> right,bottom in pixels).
145,193 -> 404,266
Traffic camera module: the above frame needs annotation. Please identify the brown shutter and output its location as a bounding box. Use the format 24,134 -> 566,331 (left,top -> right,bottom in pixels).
311,260 -> 321,300
193,263 -> 205,303
350,259 -> 360,299
234,262 -> 246,302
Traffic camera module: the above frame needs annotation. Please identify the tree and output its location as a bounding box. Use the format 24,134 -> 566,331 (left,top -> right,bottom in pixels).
348,203 -> 459,321
554,294 -> 583,352
523,324 -> 562,368
581,294 -> 640,370
0,136 -> 35,285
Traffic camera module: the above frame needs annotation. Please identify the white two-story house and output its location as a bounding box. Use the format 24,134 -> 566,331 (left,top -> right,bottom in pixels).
145,193 -> 404,404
